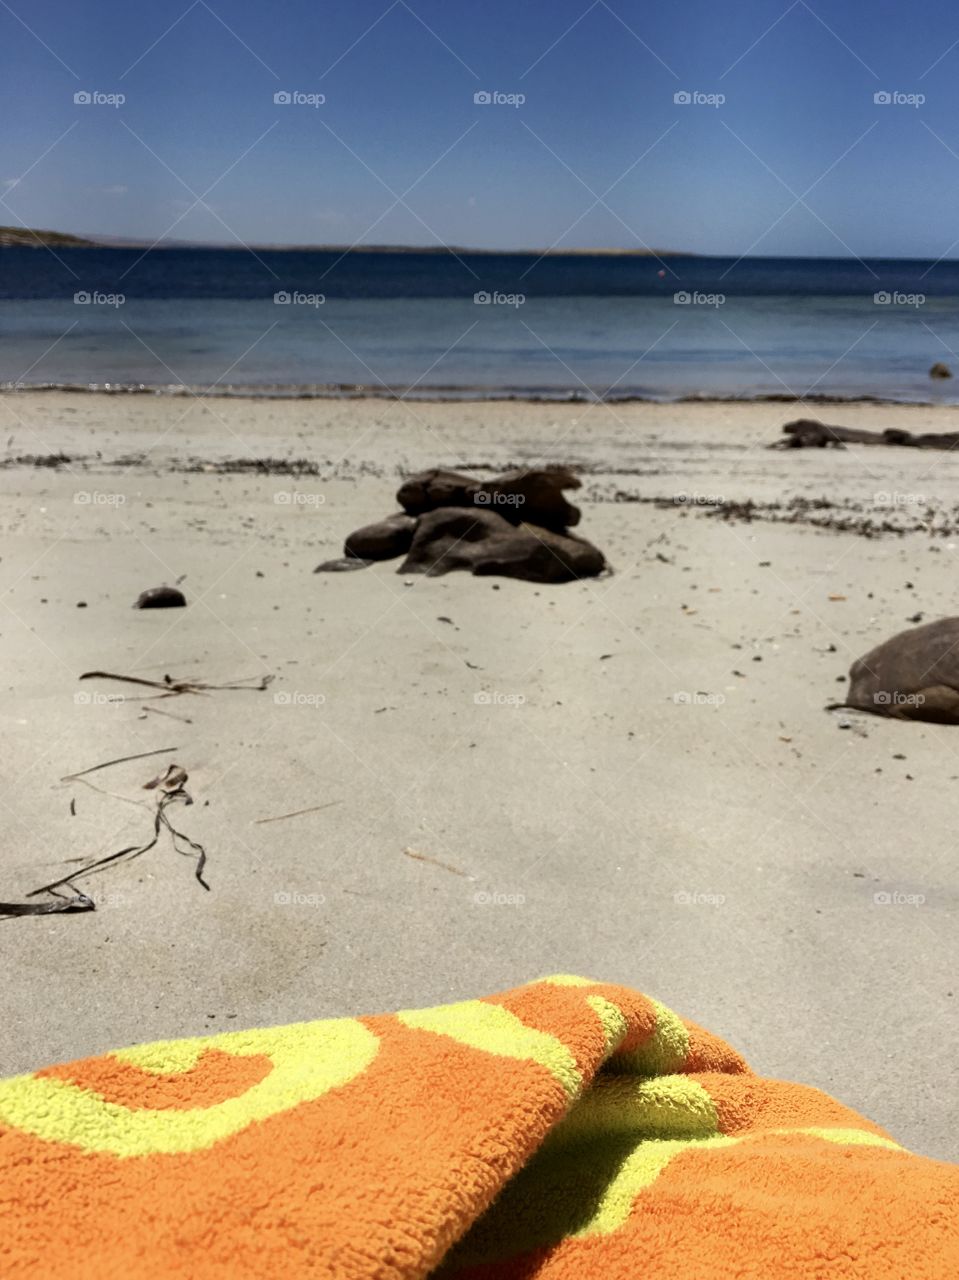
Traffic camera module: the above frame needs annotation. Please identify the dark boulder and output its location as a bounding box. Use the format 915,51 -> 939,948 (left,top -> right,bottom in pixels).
776,418 -> 959,452
845,617 -> 959,722
777,419 -> 887,449
397,465 -> 582,531
134,586 -> 186,609
399,507 -> 605,583
344,513 -> 416,561
911,431 -> 959,449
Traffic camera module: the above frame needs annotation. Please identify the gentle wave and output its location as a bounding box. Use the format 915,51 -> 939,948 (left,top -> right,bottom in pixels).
0,381 -> 936,405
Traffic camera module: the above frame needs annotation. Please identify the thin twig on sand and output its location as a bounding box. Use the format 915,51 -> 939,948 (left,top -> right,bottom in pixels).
60,745 -> 179,782
79,670 -> 273,699
141,705 -> 194,725
254,800 -> 342,825
402,846 -> 470,878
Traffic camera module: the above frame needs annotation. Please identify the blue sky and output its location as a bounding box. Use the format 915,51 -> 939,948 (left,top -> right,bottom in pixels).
2,0 -> 958,255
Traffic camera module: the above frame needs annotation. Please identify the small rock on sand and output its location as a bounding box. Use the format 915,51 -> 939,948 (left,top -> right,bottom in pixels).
135,586 -> 186,609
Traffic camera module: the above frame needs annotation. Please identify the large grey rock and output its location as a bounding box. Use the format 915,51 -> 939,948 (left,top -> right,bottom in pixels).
846,617 -> 959,722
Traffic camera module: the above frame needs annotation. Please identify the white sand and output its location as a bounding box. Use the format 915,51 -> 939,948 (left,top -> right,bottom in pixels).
1,392 -> 957,1160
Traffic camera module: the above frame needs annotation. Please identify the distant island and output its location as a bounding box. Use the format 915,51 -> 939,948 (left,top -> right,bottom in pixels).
0,226 -> 689,255
0,227 -> 96,248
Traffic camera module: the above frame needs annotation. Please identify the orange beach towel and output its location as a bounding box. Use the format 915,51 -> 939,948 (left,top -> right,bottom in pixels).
1,975 -> 957,1277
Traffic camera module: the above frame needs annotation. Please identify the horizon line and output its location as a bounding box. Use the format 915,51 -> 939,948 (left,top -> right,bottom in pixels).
1,228 -> 956,263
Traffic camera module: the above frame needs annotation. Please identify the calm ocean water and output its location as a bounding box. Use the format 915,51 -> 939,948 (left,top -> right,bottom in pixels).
2,248 -> 959,402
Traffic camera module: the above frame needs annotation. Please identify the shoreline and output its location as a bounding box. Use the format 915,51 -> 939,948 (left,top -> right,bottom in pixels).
2,383 -> 955,406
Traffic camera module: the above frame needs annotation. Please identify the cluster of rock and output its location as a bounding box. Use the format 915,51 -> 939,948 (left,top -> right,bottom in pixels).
317,466 -> 607,584
315,460 -> 959,724
774,418 -> 959,451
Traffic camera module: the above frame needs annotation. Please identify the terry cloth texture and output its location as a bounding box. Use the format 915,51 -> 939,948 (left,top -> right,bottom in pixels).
1,975 -> 957,1278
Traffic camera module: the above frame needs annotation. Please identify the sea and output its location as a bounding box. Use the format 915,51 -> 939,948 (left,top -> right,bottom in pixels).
2,248 -> 959,403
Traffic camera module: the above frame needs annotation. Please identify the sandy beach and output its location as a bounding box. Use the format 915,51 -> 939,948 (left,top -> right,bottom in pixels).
1,390 -> 957,1161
